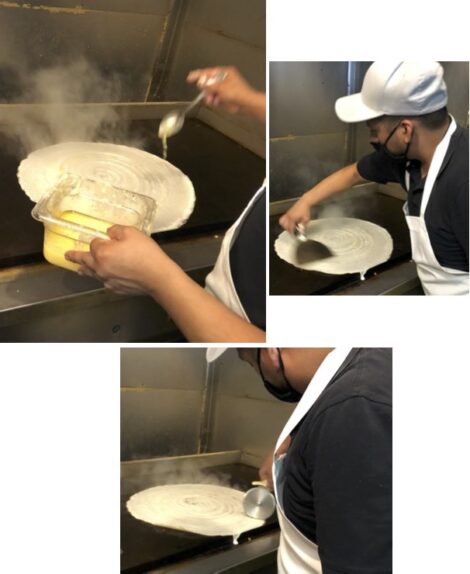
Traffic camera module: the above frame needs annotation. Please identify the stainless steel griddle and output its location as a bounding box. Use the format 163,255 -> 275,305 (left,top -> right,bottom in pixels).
0,104 -> 265,341
270,184 -> 422,295
121,452 -> 279,574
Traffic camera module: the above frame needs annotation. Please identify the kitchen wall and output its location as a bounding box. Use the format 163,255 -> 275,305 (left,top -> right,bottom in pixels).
270,61 -> 469,202
270,61 -> 350,202
162,0 -> 265,100
441,61 -> 469,126
0,0 -> 266,103
0,0 -> 170,102
0,0 -> 266,160
208,348 -> 295,463
121,347 -> 294,465
160,0 -> 266,146
121,347 -> 206,460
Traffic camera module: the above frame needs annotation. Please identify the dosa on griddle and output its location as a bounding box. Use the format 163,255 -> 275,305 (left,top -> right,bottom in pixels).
18,142 -> 195,233
275,217 -> 393,275
127,484 -> 265,537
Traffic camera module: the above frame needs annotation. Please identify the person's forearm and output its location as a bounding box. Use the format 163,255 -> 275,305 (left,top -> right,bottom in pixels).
242,91 -> 266,123
145,259 -> 265,343
302,162 -> 366,207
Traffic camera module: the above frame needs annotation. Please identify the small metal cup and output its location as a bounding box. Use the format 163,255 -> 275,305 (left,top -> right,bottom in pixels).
243,487 -> 276,520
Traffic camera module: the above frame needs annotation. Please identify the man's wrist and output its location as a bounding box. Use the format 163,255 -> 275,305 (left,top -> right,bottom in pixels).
143,256 -> 184,299
242,90 -> 266,121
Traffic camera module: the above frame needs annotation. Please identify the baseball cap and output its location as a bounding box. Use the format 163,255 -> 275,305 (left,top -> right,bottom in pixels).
335,61 -> 448,123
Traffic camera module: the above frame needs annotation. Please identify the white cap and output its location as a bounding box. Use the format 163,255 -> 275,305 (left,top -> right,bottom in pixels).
335,61 -> 448,123
206,347 -> 227,362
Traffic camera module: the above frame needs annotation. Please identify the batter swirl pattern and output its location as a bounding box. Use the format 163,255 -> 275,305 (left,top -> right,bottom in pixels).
18,142 -> 195,233
275,217 -> 393,275
127,484 -> 265,537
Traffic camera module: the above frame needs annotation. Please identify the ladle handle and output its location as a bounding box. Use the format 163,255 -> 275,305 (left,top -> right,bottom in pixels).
185,71 -> 227,114
251,479 -> 269,487
184,91 -> 206,114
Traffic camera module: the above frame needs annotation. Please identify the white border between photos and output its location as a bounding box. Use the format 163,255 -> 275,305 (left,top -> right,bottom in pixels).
1,344 -> 121,572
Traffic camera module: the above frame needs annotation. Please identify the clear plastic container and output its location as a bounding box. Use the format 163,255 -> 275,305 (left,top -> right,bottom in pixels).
31,174 -> 156,271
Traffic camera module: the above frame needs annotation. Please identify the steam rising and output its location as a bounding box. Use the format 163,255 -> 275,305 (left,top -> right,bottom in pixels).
155,462 -> 234,489
123,457 -> 247,493
314,187 -> 378,219
0,58 -> 140,157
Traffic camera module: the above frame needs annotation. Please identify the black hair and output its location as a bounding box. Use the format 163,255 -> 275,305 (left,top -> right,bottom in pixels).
385,106 -> 449,131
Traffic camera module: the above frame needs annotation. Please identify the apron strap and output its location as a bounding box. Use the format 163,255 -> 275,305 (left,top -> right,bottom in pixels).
274,347 -> 353,453
420,116 -> 456,216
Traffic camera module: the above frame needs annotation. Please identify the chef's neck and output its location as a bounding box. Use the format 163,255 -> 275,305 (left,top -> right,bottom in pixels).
282,348 -> 334,393
413,115 -> 452,177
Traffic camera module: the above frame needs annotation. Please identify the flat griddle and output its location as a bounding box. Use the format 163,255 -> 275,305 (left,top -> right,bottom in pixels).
270,192 -> 412,295
0,118 -> 264,269
121,463 -> 278,573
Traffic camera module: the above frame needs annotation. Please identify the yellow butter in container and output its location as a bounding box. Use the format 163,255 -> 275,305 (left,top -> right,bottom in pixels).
32,174 -> 156,271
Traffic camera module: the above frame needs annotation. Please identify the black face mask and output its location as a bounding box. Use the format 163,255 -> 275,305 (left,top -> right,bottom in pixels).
371,121 -> 411,161
257,348 -> 302,403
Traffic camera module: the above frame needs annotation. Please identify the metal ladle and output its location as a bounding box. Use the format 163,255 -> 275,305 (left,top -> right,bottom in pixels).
158,71 -> 227,139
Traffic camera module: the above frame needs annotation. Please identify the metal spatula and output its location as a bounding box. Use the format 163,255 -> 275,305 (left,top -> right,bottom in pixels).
294,223 -> 333,263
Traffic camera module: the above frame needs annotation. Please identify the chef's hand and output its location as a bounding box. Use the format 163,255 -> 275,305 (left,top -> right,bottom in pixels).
279,196 -> 312,234
279,164 -> 368,234
187,66 -> 265,122
65,225 -> 169,295
66,226 -> 265,343
259,437 -> 291,491
259,450 -> 275,491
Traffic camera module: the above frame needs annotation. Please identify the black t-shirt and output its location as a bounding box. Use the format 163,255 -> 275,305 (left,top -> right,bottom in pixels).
357,125 -> 469,272
282,348 -> 392,574
229,187 -> 266,330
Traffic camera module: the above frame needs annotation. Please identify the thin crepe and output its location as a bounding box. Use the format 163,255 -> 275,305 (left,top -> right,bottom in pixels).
18,142 -> 195,233
275,217 -> 393,275
126,484 -> 265,537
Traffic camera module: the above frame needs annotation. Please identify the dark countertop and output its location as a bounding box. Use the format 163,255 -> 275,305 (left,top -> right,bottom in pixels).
121,463 -> 278,574
270,191 -> 412,295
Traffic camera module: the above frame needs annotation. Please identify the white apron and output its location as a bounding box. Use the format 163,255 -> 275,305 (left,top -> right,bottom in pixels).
205,183 -> 265,317
273,347 -> 353,574
403,117 -> 468,295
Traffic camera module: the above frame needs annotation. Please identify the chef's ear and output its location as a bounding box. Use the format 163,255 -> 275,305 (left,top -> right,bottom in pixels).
401,119 -> 414,142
